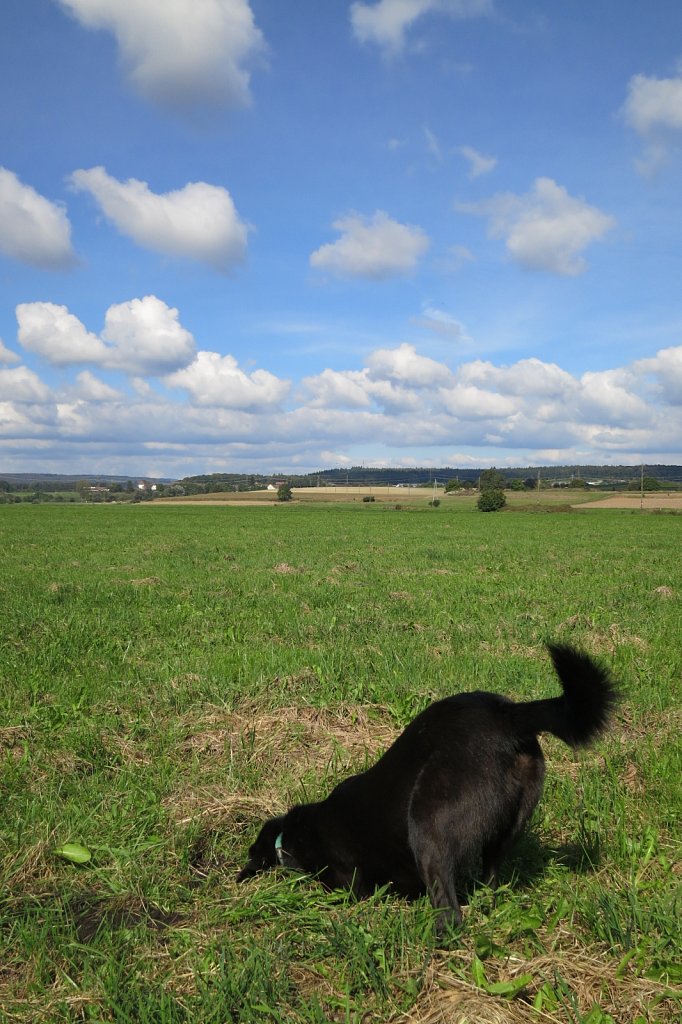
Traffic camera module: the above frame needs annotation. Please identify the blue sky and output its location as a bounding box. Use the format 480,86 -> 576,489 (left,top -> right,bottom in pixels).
1,0 -> 681,478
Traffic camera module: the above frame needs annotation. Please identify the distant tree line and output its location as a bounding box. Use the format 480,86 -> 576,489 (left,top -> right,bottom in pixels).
1,464 -> 679,504
0,478 -> 166,503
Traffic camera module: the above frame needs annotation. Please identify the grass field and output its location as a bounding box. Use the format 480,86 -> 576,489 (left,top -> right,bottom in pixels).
1,502 -> 680,1023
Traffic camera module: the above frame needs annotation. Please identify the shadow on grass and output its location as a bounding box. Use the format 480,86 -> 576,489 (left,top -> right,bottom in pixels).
502,828 -> 603,888
184,822 -> 604,927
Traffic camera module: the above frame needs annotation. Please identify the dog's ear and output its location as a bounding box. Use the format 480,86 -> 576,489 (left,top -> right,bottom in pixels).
237,816 -> 285,881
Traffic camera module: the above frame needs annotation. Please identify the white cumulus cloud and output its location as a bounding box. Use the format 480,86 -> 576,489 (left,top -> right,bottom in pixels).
310,211 -> 429,279
74,370 -> 123,402
17,302 -> 107,365
438,383 -> 518,420
367,342 -> 454,386
301,367 -> 423,414
101,296 -> 197,375
460,177 -> 615,276
70,167 -> 249,271
634,345 -> 682,405
0,167 -> 75,270
622,67 -> 682,172
301,368 -> 372,409
350,0 -> 493,56
623,69 -> 682,135
165,350 -> 290,410
0,340 -> 21,365
16,295 -> 196,375
6,321 -> 682,470
58,0 -> 266,113
458,357 -> 575,398
578,368 -> 650,427
0,366 -> 52,404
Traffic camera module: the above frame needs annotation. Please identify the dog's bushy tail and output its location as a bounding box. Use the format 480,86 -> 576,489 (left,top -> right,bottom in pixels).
512,643 -> 618,747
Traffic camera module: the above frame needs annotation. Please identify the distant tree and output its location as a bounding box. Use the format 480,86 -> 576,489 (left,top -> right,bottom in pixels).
477,488 -> 506,512
277,482 -> 293,502
628,476 -> 661,491
571,478 -> 588,489
479,468 -> 506,491
510,479 -> 524,491
523,477 -> 538,491
444,478 -> 465,492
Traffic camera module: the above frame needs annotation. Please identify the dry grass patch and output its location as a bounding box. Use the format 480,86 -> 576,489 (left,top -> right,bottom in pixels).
395,944 -> 681,1024
167,703 -> 399,828
615,703 -> 682,749
0,726 -> 30,758
273,562 -> 300,574
179,702 -> 397,768
2,838 -> 62,902
556,615 -> 648,654
478,641 -> 543,660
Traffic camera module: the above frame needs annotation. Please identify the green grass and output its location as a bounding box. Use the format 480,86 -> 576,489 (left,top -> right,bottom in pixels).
1,503 -> 680,1022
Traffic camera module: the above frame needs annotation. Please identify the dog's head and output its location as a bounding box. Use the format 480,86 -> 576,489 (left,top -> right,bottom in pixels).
237,816 -> 285,881
237,806 -> 319,882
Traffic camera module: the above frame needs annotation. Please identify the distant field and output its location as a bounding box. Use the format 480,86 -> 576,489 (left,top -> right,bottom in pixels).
584,493 -> 682,511
1,503 -> 680,1022
157,485 -> 607,508
158,486 -> 682,511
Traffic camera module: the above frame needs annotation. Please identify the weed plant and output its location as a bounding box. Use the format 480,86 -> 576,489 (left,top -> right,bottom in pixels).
0,503 -> 680,1022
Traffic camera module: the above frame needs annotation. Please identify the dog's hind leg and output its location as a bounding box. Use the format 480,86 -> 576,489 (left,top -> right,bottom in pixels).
408,783 -> 469,935
412,843 -> 464,935
480,751 -> 545,889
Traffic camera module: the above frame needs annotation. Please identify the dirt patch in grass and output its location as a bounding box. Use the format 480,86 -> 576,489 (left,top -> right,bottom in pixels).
70,895 -> 181,943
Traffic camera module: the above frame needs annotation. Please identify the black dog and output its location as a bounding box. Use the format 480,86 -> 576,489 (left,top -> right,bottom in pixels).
238,644 -> 617,932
